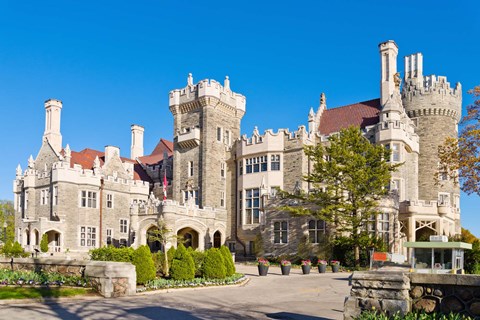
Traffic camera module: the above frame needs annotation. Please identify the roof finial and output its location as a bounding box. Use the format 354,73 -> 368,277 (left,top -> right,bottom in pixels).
187,73 -> 193,86
253,126 -> 259,136
224,76 -> 230,91
28,155 -> 35,169
16,164 -> 22,177
93,155 -> 100,169
65,144 -> 71,158
308,107 -> 315,119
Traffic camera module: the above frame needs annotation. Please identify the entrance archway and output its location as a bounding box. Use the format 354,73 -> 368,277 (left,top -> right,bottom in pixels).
213,231 -> 222,248
33,229 -> 39,246
146,226 -> 163,253
45,230 -> 61,252
177,227 -> 199,249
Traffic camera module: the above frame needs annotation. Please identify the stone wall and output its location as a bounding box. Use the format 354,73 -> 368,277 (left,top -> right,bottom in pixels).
0,257 -> 136,298
344,271 -> 480,319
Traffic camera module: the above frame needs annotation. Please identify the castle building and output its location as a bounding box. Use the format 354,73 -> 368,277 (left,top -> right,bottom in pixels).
13,41 -> 461,257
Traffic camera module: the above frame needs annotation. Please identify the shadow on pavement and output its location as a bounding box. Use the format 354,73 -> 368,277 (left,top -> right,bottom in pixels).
266,312 -> 335,320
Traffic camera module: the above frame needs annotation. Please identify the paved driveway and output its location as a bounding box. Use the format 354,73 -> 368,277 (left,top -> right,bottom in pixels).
0,264 -> 351,320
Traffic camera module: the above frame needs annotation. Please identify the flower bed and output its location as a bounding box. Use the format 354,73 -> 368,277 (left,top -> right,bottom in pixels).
139,273 -> 245,292
0,269 -> 88,287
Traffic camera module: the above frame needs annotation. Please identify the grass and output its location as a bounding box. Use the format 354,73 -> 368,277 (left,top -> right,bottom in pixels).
0,287 -> 91,300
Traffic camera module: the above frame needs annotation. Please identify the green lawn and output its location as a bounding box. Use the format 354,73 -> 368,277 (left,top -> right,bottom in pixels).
0,287 -> 91,300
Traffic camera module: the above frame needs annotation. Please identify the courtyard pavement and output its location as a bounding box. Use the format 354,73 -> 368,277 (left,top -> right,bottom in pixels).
0,264 -> 351,320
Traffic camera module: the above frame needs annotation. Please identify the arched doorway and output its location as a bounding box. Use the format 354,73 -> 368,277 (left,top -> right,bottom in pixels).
33,229 -> 40,246
24,229 -> 30,246
146,226 -> 163,253
177,227 -> 199,249
45,230 -> 61,252
213,231 -> 222,248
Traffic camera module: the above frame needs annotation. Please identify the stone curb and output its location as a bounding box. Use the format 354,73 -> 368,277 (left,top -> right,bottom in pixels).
136,277 -> 250,295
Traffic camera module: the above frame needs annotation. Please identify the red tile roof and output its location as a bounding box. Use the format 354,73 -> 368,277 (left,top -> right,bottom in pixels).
138,138 -> 173,165
318,98 -> 381,135
65,148 -> 152,183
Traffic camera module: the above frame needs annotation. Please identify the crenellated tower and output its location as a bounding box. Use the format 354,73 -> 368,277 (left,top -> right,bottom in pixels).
402,52 -> 462,233
169,74 -> 246,240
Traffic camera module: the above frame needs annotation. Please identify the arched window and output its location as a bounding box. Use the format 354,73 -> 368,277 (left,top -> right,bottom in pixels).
274,221 -> 288,244
308,220 -> 325,243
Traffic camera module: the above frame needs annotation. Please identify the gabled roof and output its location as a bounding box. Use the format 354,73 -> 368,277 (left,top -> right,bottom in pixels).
66,148 -> 152,183
138,138 -> 174,165
318,98 -> 381,135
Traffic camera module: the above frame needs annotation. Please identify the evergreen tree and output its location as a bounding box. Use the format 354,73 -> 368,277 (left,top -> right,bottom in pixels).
202,248 -> 226,279
132,245 -> 156,284
40,234 -> 49,253
281,126 -> 400,267
220,245 -> 235,276
170,244 -> 195,280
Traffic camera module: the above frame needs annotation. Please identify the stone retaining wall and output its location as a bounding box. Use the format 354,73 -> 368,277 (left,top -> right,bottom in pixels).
0,257 -> 136,297
344,272 -> 480,319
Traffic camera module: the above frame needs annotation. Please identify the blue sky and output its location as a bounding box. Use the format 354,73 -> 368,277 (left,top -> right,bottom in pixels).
1,1 -> 478,235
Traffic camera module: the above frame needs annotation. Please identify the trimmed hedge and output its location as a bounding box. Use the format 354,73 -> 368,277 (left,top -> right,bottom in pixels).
132,245 -> 156,284
170,244 -> 195,281
40,234 -> 49,253
202,248 -> 226,279
89,246 -> 135,262
220,245 -> 235,277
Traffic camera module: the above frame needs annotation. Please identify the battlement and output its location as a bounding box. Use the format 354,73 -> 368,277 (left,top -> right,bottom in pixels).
239,125 -> 314,147
169,74 -> 246,111
399,199 -> 455,218
403,75 -> 461,98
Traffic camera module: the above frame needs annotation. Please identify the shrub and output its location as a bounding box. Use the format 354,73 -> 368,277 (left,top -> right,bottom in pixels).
132,245 -> 156,284
202,248 -> 226,279
1,240 -> 13,256
89,246 -> 135,262
170,244 -> 195,281
40,234 -> 49,253
220,245 -> 235,277
187,247 -> 205,277
1,240 -> 29,258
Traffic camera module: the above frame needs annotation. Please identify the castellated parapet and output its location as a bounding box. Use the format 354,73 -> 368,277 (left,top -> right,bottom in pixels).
169,74 -> 246,115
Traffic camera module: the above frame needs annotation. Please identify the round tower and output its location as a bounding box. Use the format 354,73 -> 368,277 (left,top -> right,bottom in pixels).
401,52 -> 462,234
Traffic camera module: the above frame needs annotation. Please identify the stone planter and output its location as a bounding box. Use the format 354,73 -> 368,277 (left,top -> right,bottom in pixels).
318,264 -> 327,273
331,264 -> 340,273
258,264 -> 269,276
280,265 -> 291,275
301,265 -> 311,274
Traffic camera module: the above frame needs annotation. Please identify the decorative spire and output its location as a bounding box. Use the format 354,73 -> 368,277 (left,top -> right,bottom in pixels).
28,155 -> 35,169
320,93 -> 326,107
187,73 -> 193,86
65,144 -> 71,158
16,164 -> 22,177
308,107 -> 315,120
224,76 -> 230,91
93,155 -> 100,169
253,126 -> 259,136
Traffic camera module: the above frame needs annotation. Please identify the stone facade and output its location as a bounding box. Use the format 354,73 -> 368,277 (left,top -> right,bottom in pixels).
344,272 -> 480,319
13,40 -> 462,259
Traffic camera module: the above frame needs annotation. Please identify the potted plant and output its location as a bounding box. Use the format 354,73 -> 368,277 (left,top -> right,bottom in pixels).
318,260 -> 327,273
280,260 -> 291,276
331,260 -> 340,273
257,258 -> 270,276
301,259 -> 311,274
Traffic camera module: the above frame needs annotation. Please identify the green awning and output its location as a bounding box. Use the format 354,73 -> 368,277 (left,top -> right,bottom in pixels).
403,242 -> 472,250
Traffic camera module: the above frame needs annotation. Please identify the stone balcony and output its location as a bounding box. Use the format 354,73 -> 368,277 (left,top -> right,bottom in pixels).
177,127 -> 200,149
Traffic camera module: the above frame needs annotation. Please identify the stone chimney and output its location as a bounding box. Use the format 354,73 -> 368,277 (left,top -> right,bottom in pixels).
43,99 -> 63,153
130,124 -> 144,160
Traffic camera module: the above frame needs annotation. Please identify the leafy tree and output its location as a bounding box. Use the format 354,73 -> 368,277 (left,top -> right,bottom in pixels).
132,245 -> 156,284
438,85 -> 480,196
170,244 -> 195,281
452,228 -> 480,274
281,126 -> 399,267
147,219 -> 184,277
0,201 -> 15,243
40,234 -> 49,253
